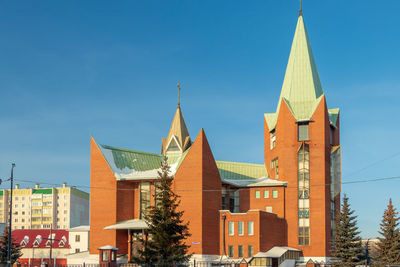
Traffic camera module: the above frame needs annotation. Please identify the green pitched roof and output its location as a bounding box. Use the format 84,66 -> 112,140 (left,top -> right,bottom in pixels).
216,161 -> 268,180
328,108 -> 340,127
268,15 -> 325,130
99,144 -> 189,180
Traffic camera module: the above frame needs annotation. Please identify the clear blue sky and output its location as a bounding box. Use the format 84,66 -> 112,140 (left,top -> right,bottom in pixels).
0,1 -> 399,238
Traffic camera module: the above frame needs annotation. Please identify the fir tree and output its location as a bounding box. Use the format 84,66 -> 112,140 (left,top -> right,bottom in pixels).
332,195 -> 363,267
135,157 -> 191,265
0,226 -> 22,264
375,199 -> 400,266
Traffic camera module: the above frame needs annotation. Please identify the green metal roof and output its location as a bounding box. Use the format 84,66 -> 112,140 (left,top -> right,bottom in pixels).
216,161 -> 267,180
328,108 -> 340,127
99,144 -> 189,180
268,15 -> 325,130
33,189 -> 52,194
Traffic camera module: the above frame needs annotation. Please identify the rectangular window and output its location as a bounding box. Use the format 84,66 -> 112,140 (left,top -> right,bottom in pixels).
272,190 -> 278,198
228,245 -> 234,257
238,245 -> 243,258
102,251 -> 109,261
248,221 -> 254,235
75,235 -> 80,242
271,158 -> 279,177
264,190 -> 269,198
270,131 -> 276,149
299,208 -> 310,218
248,245 -> 254,257
266,206 -> 273,213
238,222 -> 244,236
298,123 -> 309,141
140,182 -> 151,219
228,222 -> 234,236
255,191 -> 260,199
75,248 -> 80,253
299,227 -> 310,246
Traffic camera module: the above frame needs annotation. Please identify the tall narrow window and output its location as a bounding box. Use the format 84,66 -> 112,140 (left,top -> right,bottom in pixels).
248,221 -> 254,235
140,182 -> 151,219
271,158 -> 279,178
298,143 -> 310,245
248,245 -> 254,257
298,122 -> 309,141
238,245 -> 243,258
228,245 -> 234,258
238,222 -> 244,236
228,222 -> 234,236
270,130 -> 276,149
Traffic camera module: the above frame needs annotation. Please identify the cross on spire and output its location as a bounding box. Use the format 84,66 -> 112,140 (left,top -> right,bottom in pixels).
177,82 -> 181,107
299,0 -> 302,16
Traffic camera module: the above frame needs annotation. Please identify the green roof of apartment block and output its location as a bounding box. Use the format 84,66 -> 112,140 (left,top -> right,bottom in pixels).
33,188 -> 52,194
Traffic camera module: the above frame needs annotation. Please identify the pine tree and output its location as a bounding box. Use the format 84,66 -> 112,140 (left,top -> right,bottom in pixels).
375,199 -> 400,266
135,157 -> 191,265
0,226 -> 22,264
332,195 -> 363,267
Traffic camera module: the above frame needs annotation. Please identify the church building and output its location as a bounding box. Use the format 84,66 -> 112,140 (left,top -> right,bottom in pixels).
89,10 -> 341,265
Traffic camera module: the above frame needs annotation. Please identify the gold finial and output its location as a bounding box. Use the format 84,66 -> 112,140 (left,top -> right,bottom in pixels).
177,82 -> 181,107
299,0 -> 302,16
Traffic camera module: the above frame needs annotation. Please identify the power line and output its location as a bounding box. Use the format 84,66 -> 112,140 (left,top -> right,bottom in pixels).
4,174 -> 400,193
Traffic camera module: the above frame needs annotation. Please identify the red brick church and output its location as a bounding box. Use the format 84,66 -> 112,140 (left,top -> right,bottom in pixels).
89,11 -> 341,265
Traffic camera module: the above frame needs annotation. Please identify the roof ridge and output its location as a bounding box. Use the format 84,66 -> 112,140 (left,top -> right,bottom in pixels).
216,160 -> 266,167
100,144 -> 162,157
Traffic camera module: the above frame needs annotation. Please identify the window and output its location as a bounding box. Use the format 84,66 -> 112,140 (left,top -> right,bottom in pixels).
15,197 -> 18,201
75,248 -> 80,253
298,122 -> 309,141
272,190 -> 278,198
140,182 -> 151,219
264,190 -> 269,198
75,235 -> 80,242
228,245 -> 234,258
248,245 -> 254,257
22,197 -> 25,200
238,222 -> 244,236
64,210 -> 67,214
111,251 -> 116,261
266,206 -> 273,213
299,208 -> 310,218
238,245 -> 243,258
228,222 -> 234,236
248,221 -> 254,235
271,158 -> 279,177
15,204 -> 18,208
14,218 -> 18,222
255,191 -> 260,199
270,131 -> 276,149
167,138 -> 180,152
102,251 -> 109,261
299,227 -> 310,245
22,219 -> 25,222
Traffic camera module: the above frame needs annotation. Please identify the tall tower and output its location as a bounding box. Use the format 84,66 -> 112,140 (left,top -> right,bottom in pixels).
264,13 -> 341,260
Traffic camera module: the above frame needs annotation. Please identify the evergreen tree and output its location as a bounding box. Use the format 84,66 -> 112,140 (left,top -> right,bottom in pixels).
332,195 -> 363,267
135,157 -> 191,265
0,226 -> 22,264
375,199 -> 400,266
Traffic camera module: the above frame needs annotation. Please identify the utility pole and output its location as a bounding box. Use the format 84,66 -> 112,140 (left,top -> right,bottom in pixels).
7,163 -> 16,267
49,224 -> 52,267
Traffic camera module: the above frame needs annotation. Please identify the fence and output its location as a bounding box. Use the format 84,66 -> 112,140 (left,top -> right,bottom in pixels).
16,262 -> 246,267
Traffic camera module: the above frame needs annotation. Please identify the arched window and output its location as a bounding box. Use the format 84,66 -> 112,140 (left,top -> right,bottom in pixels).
298,143 -> 310,246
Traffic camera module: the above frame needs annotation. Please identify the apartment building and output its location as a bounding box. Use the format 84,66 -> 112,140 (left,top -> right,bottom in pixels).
0,183 -> 89,230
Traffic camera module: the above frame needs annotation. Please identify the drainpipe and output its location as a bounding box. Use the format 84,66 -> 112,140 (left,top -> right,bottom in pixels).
221,214 -> 227,256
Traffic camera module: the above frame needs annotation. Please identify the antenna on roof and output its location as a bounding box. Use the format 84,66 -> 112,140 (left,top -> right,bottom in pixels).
299,0 -> 303,16
177,82 -> 181,107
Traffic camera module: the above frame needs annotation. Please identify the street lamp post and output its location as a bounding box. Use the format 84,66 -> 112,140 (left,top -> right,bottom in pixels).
7,163 -> 16,267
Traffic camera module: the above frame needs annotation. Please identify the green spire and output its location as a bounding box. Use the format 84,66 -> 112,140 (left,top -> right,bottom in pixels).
266,15 -> 325,130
